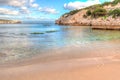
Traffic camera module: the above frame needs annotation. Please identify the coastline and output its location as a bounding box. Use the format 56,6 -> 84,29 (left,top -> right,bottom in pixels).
55,17 -> 120,30
92,26 -> 120,30
0,19 -> 21,24
56,23 -> 120,30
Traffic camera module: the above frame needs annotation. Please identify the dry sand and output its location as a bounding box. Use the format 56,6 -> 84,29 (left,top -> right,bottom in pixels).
0,41 -> 120,80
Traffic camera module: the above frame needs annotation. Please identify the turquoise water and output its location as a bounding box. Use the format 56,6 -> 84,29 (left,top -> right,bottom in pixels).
0,22 -> 120,63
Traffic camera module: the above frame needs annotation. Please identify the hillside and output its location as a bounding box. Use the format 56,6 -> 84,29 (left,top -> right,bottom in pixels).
56,0 -> 120,30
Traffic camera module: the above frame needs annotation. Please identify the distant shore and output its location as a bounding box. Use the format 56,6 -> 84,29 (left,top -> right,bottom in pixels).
0,19 -> 21,24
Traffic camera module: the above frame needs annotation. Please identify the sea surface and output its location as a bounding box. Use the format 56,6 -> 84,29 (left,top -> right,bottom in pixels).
0,21 -> 120,63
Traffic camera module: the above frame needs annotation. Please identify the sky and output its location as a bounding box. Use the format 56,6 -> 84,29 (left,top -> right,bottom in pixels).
0,0 -> 113,21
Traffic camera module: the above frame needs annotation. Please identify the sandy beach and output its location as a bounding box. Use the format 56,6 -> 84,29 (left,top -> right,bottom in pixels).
1,58 -> 120,80
0,40 -> 120,80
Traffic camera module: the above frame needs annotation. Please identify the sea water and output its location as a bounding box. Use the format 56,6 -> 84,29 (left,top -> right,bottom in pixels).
0,21 -> 120,63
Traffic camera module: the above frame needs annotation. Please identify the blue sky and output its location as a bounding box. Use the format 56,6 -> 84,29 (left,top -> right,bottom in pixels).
0,0 -> 113,21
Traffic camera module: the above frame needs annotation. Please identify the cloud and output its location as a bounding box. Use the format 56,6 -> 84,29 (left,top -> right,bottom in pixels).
0,0 -> 59,20
9,0 -> 26,7
30,3 -> 39,8
0,8 -> 19,15
39,8 -> 59,14
64,0 -> 101,10
0,0 -> 39,8
0,0 -> 27,7
0,0 -> 39,15
20,6 -> 30,14
29,0 -> 34,3
29,0 -> 39,8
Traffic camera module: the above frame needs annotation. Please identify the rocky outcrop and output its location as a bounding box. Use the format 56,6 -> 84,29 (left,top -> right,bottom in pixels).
0,19 -> 21,24
55,2 -> 120,30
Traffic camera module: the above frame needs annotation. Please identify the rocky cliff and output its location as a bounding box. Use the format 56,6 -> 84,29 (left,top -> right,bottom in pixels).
56,0 -> 120,30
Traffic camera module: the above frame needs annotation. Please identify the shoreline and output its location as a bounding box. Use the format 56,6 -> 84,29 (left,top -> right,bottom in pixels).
0,40 -> 120,80
0,40 -> 119,67
56,23 -> 120,30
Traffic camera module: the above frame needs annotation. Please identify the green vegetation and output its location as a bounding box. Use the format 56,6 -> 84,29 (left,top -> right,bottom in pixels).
86,8 -> 107,18
86,10 -> 91,16
112,0 -> 120,6
62,0 -> 120,18
103,16 -> 107,20
92,8 -> 107,18
108,8 -> 120,18
86,8 -> 120,18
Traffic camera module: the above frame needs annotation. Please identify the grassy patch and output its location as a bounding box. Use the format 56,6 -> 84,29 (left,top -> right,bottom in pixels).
108,8 -> 120,18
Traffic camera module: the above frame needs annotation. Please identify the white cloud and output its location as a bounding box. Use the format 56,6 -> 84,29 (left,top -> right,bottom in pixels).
64,0 -> 100,10
39,8 -> 59,14
0,8 -> 19,15
0,0 -> 39,15
20,6 -> 30,14
0,0 -> 59,20
29,0 -> 34,3
29,0 -> 39,8
30,3 -> 39,8
8,0 -> 26,7
0,0 -> 39,8
0,0 -> 27,7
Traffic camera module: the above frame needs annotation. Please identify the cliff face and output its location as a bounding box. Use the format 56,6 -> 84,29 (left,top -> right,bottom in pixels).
56,1 -> 120,30
0,19 -> 21,24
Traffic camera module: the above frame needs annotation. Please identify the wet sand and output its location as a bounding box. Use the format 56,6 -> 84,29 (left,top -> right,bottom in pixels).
0,40 -> 120,80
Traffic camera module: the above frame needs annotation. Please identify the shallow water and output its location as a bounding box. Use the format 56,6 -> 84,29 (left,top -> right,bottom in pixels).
0,22 -> 120,63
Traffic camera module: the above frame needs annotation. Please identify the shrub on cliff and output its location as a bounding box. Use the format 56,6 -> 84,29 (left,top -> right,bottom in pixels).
91,8 -> 107,18
112,0 -> 120,6
109,8 -> 120,18
86,10 -> 91,16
